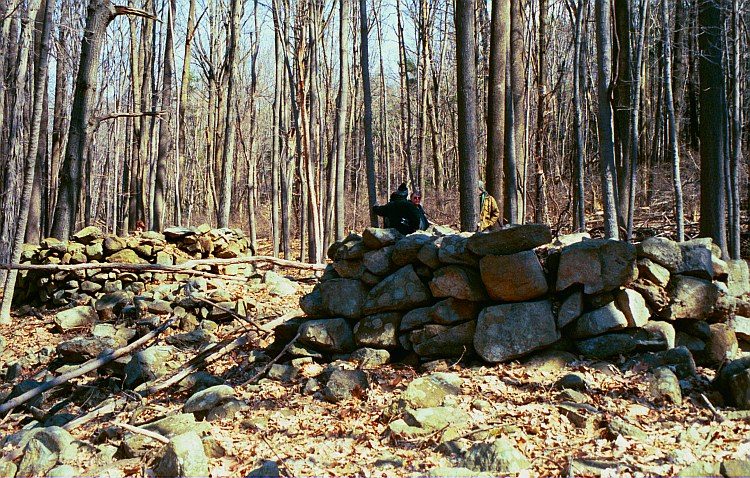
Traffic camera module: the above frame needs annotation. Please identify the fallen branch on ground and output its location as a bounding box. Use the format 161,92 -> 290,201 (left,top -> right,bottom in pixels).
0,318 -> 174,415
241,332 -> 301,386
112,421 -> 170,443
0,255 -> 327,273
63,397 -> 129,431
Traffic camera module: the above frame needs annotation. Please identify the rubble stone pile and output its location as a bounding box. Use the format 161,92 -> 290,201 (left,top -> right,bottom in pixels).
296,225 -> 750,408
14,224 -> 253,308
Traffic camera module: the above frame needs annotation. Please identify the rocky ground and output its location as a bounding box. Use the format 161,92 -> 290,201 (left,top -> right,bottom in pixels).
1,270 -> 750,478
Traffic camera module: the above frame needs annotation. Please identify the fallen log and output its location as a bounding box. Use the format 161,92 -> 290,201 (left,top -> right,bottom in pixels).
0,317 -> 174,415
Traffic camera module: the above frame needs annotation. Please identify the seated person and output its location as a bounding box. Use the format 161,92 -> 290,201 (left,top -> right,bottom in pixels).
373,183 -> 421,235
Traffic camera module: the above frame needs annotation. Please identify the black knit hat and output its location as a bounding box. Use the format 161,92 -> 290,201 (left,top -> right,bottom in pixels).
395,183 -> 408,199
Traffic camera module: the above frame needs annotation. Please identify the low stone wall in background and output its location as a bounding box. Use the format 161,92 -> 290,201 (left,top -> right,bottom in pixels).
14,224 -> 253,308
294,224 -> 750,408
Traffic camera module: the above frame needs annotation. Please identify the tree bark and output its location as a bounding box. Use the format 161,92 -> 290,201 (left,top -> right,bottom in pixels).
508,0 -> 526,224
486,0 -> 509,216
359,0 -> 377,226
663,0 -> 684,242
335,0 -> 351,240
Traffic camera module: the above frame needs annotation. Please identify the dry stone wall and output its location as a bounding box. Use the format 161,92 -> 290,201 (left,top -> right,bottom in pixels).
14,225 -> 253,308
296,225 -> 750,407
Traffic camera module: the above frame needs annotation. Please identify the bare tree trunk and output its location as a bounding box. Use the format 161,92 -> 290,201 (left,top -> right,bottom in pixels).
568,0 -> 586,232
698,0 -> 728,257
153,0 -> 176,231
509,0 -> 526,224
335,0 -> 350,240
359,0 -> 377,226
595,0 -> 619,239
728,0 -> 741,258
455,0 -> 479,231
486,0 -> 509,216
1,0 -> 52,322
534,0 -> 548,224
662,0 -> 684,242
271,0 -> 283,256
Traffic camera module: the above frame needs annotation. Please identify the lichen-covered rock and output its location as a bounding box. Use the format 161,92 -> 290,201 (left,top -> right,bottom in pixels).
557,291 -> 583,328
615,289 -> 651,327
123,345 -> 179,389
429,298 -> 481,325
322,369 -> 369,403
56,336 -> 117,363
411,321 -> 476,357
350,348 -> 391,368
54,305 -> 98,331
637,258 -> 671,288
430,266 -> 488,302
392,232 -> 434,266
661,276 -> 720,321
706,323 -> 738,364
362,246 -> 396,277
466,224 -> 552,256
362,227 -> 403,249
397,373 -> 462,409
637,237 -> 714,279
300,286 -> 326,317
320,279 -> 369,319
727,260 -> 750,297
649,367 -> 682,405
436,234 -> 479,267
475,300 -> 559,362
363,265 -> 432,314
154,432 -> 209,478
462,437 -> 532,473
183,385 -> 235,414
72,225 -> 103,244
642,321 -> 676,349
354,313 -> 401,349
298,318 -> 355,353
479,251 -> 548,302
556,239 -> 637,294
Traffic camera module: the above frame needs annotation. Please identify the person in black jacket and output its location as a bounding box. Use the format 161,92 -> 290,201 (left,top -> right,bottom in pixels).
373,183 -> 421,235
411,191 -> 430,230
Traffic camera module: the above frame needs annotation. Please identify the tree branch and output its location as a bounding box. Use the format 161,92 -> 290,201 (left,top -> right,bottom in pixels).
113,5 -> 159,21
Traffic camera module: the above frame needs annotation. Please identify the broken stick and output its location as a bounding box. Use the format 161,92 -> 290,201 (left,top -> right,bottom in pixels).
0,318 -> 174,415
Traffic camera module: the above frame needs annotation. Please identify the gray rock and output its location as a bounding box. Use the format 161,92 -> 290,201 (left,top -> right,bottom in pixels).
298,318 -> 355,353
400,307 -> 433,332
412,321 -> 476,358
436,234 -> 479,267
320,279 -> 369,319
572,302 -> 629,339
649,367 -> 682,405
638,237 -> 714,279
707,323 -> 738,364
362,246 -> 396,277
47,465 -> 78,477
7,380 -> 46,409
556,239 -> 637,294
56,336 -> 117,363
607,416 -> 647,440
154,431 -> 209,478
721,460 -> 750,478
206,399 -> 248,421
17,438 -> 57,477
0,460 -> 17,478
430,266 -> 488,301
714,356 -> 750,405
462,437 -> 531,473
247,461 -> 281,478
429,298 -> 481,325
363,265 -> 432,314
54,305 -> 97,331
392,233 -> 434,266
554,373 -> 588,391
615,289 -> 651,327
362,227 -> 403,249
662,276 -> 720,321
354,313 -> 401,349
123,345 -> 179,389
183,385 -> 236,413
467,224 -> 552,256
166,328 -> 216,349
177,371 -> 224,393
404,406 -> 472,432
637,258 -> 671,288
299,286 -> 326,317
731,315 -> 750,341
568,459 -> 624,476
398,373 -> 462,409
72,225 -> 103,244
264,271 -> 298,297
350,348 -> 390,368
624,346 -> 697,379
479,251 -> 548,302
727,368 -> 750,409
267,364 -> 298,382
323,369 -> 369,402
642,321 -> 676,349
727,260 -> 750,297
94,291 -> 133,321
557,291 -> 584,328
417,241 -> 442,269
576,331 -> 642,359
475,300 -> 559,362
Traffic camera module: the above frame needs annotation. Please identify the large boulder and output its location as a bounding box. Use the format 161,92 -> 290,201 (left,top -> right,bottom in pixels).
479,251 -> 548,302
354,313 -> 401,349
429,298 -> 482,325
123,345 -> 179,389
411,321 -> 476,358
396,372 -> 462,409
363,265 -> 432,314
637,237 -> 714,279
392,232 -> 434,266
474,300 -> 559,362
72,226 -> 103,244
461,437 -> 531,473
362,228 -> 403,249
572,302 -> 629,339
299,287 -> 326,317
557,291 -> 583,329
320,279 -> 368,319
298,318 -> 355,353
54,306 -> 98,331
706,323 -> 738,364
362,246 -> 396,277
107,249 -> 148,264
436,234 -> 479,267
56,336 -> 117,363
556,239 -> 637,294
154,432 -> 209,478
661,276 -> 720,321
466,224 -> 552,256
322,369 -> 369,403
400,307 -> 433,332
430,266 -> 488,302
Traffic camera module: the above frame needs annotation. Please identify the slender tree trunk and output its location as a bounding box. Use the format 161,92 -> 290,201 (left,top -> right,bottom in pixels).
153,0 -> 175,231
335,0 -> 351,240
509,0 -> 526,223
455,0 -> 479,231
663,0 -> 684,242
569,0 -> 586,232
1,0 -> 52,322
486,0 -> 509,216
728,0 -> 741,258
595,0 -> 619,239
534,0 -> 548,224
359,0 -> 377,226
698,0 -> 728,257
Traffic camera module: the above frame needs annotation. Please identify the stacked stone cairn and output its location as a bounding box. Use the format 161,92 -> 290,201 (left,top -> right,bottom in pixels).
296,225 -> 750,408
14,224 -> 253,308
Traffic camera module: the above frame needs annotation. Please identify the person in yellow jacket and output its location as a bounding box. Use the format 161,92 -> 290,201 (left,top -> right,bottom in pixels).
477,180 -> 501,231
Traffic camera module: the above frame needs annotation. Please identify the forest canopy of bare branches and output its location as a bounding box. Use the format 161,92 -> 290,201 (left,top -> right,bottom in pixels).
0,0 -> 748,265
